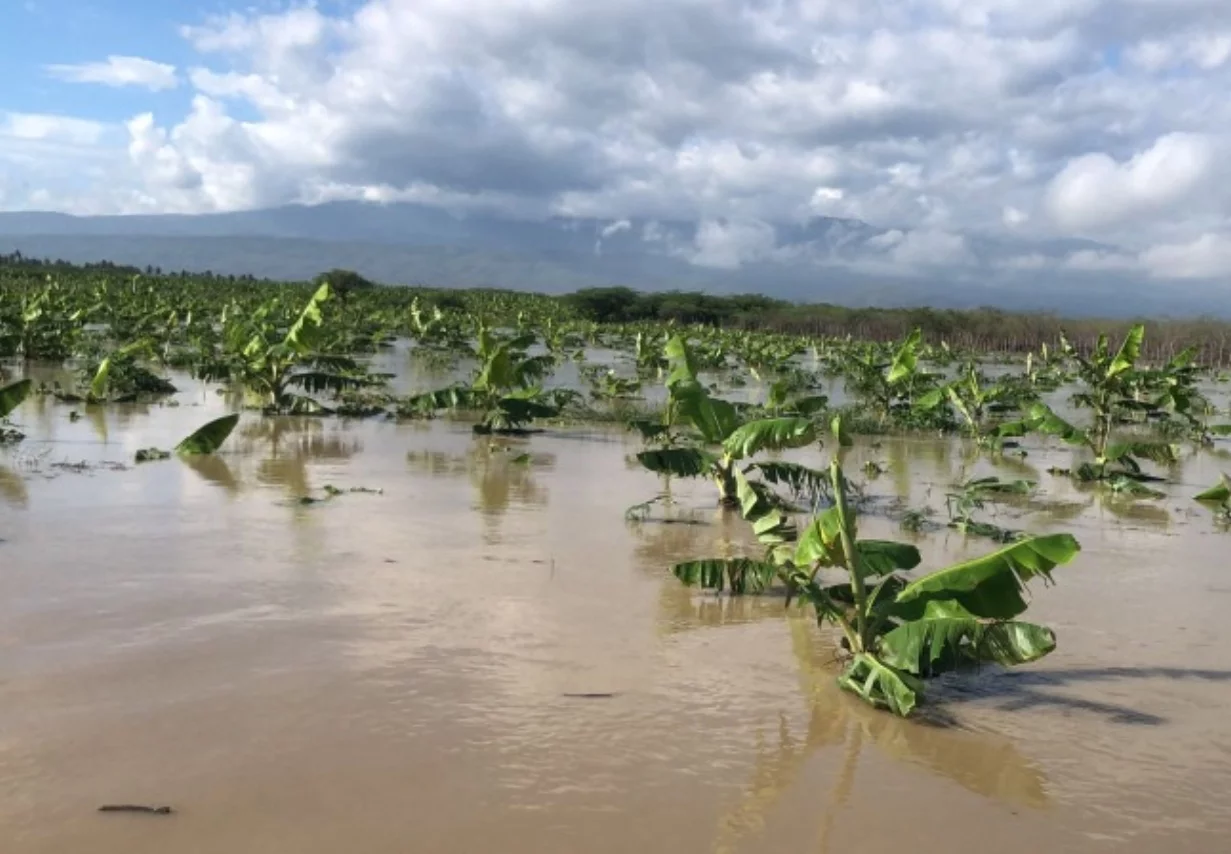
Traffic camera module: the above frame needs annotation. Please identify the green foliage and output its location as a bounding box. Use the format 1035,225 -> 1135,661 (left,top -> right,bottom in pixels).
671,458 -> 1081,716
176,414 -> 240,455
0,379 -> 32,420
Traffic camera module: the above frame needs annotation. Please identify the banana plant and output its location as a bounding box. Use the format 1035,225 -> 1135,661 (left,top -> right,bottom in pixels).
1025,324 -> 1179,485
194,283 -> 379,413
632,335 -> 825,506
673,459 -> 1081,716
841,329 -> 943,427
916,361 -> 1034,448
58,338 -> 176,404
405,323 -> 575,432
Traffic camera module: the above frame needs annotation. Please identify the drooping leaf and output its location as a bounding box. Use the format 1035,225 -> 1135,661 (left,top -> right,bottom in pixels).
0,379 -> 33,420
1195,474 -> 1231,503
1104,475 -> 1166,499
830,413 -> 853,447
734,468 -> 796,548
89,357 -> 113,402
283,282 -> 331,353
175,414 -> 240,455
676,390 -> 740,445
887,329 -> 922,385
628,419 -> 671,442
1104,441 -> 1179,466
879,601 -> 1056,676
794,507 -> 845,567
722,417 -> 816,459
672,558 -> 780,594
748,461 -> 830,501
635,447 -> 715,478
857,540 -> 922,575
915,388 -> 945,411
1108,323 -> 1145,378
1027,403 -> 1086,446
892,533 -> 1081,621
837,653 -> 922,717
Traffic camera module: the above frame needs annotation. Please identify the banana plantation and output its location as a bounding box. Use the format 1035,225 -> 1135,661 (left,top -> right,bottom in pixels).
7,257 -> 1231,851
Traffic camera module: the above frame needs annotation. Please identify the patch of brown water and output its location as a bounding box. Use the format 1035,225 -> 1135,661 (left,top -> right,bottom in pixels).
2,401 -> 1231,853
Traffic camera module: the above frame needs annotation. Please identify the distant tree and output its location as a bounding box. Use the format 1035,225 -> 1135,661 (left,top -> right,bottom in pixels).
315,268 -> 375,299
565,286 -> 644,322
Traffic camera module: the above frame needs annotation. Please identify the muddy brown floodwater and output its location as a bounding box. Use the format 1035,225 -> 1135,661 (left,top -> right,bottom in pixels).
2,385 -> 1231,853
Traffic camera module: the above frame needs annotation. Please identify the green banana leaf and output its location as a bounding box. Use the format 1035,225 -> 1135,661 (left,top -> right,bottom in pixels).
1108,323 -> 1145,378
0,379 -> 33,419
176,414 -> 241,455
891,533 -> 1080,621
722,417 -> 816,459
837,653 -> 922,717
748,461 -> 829,501
879,600 -> 1056,676
635,447 -> 716,478
887,329 -> 922,385
1195,474 -> 1231,502
1027,403 -> 1086,446
673,558 -> 780,594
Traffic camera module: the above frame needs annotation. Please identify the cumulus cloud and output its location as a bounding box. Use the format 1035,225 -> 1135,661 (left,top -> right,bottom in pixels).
1045,133 -> 1217,232
1141,233 -> 1231,279
3,0 -> 1231,282
46,55 -> 179,91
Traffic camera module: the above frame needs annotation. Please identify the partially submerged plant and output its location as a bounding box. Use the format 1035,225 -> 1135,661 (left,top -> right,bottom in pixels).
631,335 -> 829,507
672,459 -> 1081,716
404,323 -> 576,432
1026,325 -> 1179,488
1195,474 -> 1231,524
176,414 -> 240,456
0,378 -> 33,443
195,283 -> 380,413
944,477 -> 1033,542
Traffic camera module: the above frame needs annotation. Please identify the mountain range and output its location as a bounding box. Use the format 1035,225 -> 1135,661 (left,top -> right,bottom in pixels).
0,202 -> 1218,318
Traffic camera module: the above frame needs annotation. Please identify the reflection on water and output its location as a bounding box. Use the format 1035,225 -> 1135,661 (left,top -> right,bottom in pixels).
0,463 -> 27,507
407,439 -> 554,519
712,618 -> 1047,854
3,388 -> 1231,853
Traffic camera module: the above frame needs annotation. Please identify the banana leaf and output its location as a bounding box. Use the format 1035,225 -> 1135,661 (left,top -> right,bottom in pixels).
879,600 -> 1056,675
837,653 -> 922,717
635,447 -> 716,478
891,533 -> 1080,621
673,558 -> 780,594
1195,474 -> 1231,502
0,379 -> 33,419
722,417 -> 815,459
176,414 -> 241,455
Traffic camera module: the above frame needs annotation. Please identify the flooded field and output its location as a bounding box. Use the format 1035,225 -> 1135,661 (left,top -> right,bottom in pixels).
3,374 -> 1231,854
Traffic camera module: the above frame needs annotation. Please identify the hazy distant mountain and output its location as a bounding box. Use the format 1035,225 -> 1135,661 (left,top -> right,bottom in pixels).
0,201 -> 1221,318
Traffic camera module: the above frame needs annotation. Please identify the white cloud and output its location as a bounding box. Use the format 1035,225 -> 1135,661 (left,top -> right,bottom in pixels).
1,112 -> 106,145
687,219 -> 778,269
46,55 -> 179,91
1141,233 -> 1231,278
1045,133 -> 1217,232
4,0 -> 1231,282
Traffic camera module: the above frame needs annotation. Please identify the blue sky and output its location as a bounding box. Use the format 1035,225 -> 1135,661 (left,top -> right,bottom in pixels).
2,1 -> 196,119
1,0 -> 1229,283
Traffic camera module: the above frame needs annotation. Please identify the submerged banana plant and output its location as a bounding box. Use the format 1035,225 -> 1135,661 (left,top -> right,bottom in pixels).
631,335 -> 827,506
194,283 -> 380,413
1024,325 -> 1179,489
404,323 -> 575,432
673,459 -> 1081,716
